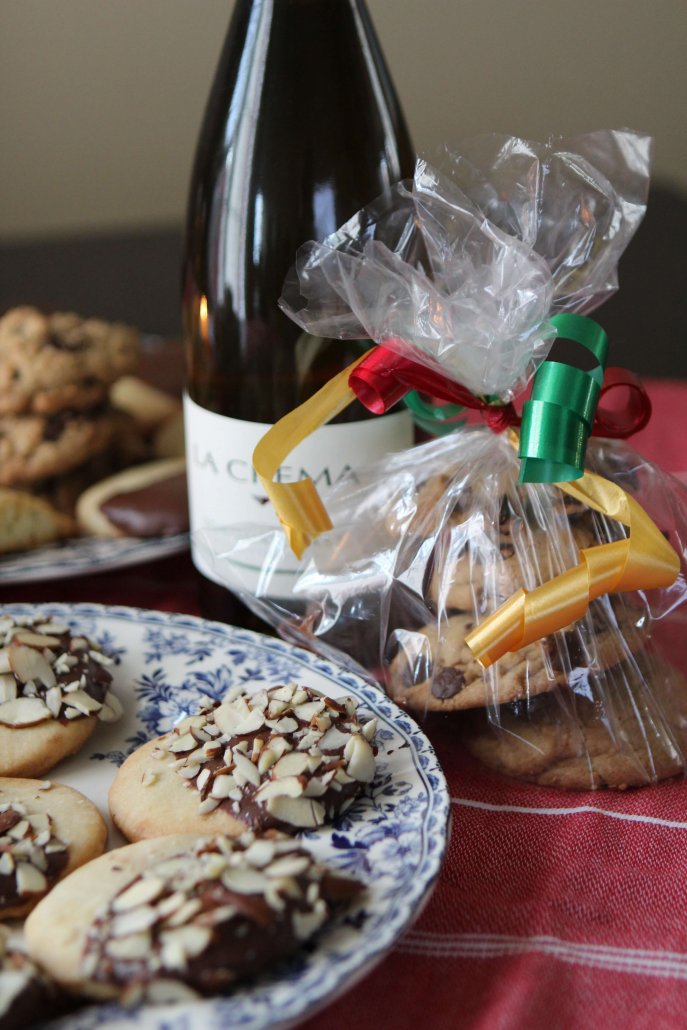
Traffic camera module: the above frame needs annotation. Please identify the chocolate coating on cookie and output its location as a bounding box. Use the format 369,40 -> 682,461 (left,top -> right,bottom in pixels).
0,614 -> 122,730
154,684 -> 377,834
0,801 -> 69,912
79,834 -> 361,1001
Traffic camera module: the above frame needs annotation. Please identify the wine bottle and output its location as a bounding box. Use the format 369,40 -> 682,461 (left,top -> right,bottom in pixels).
182,0 -> 415,628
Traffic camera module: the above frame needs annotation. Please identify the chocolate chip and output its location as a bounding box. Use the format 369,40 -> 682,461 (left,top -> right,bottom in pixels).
499,542 -> 515,558
431,667 -> 465,699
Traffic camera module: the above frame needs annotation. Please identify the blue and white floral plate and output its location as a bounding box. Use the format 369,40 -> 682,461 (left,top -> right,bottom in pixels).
4,604 -> 450,1030
0,534 -> 189,584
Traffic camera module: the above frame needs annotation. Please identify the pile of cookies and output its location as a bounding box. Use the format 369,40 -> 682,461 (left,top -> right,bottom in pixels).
0,306 -> 185,554
295,429 -> 687,793
0,612 -> 376,1014
382,470 -> 687,791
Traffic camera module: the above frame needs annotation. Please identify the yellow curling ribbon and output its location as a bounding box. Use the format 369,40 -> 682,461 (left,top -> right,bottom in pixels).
252,351 -> 373,558
464,468 -> 681,668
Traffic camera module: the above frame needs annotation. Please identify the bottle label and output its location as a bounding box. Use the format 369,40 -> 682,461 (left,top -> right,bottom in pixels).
183,393 -> 414,596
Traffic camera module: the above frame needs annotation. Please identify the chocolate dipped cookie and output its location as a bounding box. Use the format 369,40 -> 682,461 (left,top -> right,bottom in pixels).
25,832 -> 362,1003
110,683 -> 377,841
76,457 -> 188,538
0,778 -> 107,918
0,613 -> 122,777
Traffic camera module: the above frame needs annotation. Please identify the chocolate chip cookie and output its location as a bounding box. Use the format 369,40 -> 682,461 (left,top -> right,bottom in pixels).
427,500 -> 596,613
0,408 -> 117,486
0,307 -> 139,415
459,655 -> 687,790
385,599 -> 648,714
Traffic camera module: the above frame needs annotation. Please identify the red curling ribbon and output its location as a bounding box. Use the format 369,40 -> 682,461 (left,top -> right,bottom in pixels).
593,366 -> 652,438
349,341 -> 520,431
349,344 -> 650,440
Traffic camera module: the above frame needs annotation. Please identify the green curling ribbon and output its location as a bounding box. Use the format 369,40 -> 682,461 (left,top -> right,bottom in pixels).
404,391 -> 466,436
518,312 -> 608,484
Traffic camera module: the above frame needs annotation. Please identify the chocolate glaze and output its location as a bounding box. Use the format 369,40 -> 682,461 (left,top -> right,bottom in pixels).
3,623 -> 113,722
85,848 -> 361,996
100,472 -> 188,537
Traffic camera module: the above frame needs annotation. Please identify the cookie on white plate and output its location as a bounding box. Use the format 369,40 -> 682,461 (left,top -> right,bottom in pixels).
110,683 -> 377,842
0,778 -> 107,918
24,832 -> 362,1003
0,613 -> 123,778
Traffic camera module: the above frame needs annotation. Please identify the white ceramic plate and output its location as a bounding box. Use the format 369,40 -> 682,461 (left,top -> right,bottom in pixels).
0,534 -> 189,584
3,603 -> 450,1030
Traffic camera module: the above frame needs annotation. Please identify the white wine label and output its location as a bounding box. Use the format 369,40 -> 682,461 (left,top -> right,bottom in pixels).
183,393 -> 414,594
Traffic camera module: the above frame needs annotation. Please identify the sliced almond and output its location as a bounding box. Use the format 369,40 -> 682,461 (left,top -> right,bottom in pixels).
233,707 -> 266,736
344,734 -> 376,782
113,876 -> 166,912
168,732 -> 198,754
272,752 -> 310,779
105,932 -> 152,961
0,674 -> 17,704
319,725 -> 351,753
212,701 -> 244,737
232,751 -> 261,788
221,866 -> 269,894
13,630 -> 61,648
15,862 -> 47,895
255,776 -> 304,802
0,650 -> 12,674
0,696 -> 51,727
8,645 -> 56,689
65,689 -> 102,715
293,905 -> 327,941
265,854 -> 311,878
265,796 -> 325,829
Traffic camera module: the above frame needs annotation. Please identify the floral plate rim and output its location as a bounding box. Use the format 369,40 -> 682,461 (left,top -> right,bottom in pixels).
2,603 -> 451,1030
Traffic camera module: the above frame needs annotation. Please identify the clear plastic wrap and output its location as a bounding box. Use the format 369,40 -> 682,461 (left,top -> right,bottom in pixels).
198,433 -> 687,790
280,129 -> 651,399
197,129 -> 686,790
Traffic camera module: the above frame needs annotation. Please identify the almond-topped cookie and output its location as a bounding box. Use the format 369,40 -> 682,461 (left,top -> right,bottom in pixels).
0,923 -> 67,1029
0,613 -> 123,777
110,683 -> 377,841
0,778 -> 107,918
25,832 -> 362,1004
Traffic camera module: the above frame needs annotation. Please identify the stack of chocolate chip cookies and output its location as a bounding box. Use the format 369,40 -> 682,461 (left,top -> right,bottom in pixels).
382,464 -> 687,790
0,307 -> 140,551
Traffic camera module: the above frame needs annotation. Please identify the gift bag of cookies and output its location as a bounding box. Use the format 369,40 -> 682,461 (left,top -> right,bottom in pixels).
198,129 -> 687,791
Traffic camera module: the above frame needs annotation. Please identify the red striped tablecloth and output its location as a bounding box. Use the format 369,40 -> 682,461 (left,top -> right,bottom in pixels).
2,378 -> 686,1029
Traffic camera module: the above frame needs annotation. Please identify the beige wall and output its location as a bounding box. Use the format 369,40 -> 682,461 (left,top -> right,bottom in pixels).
2,0 -> 685,240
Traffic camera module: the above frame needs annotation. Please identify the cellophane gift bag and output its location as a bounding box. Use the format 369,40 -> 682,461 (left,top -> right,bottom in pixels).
198,129 -> 687,790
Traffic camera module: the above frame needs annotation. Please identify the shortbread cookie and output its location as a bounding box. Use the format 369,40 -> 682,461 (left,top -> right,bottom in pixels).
460,657 -> 687,790
153,409 -> 185,459
76,457 -> 188,538
0,613 -> 122,777
0,408 -> 116,486
110,684 -> 377,842
25,832 -> 362,1002
0,307 -> 139,416
0,924 -> 65,1029
109,375 -> 180,434
385,601 -> 646,714
0,489 -> 76,554
0,778 -> 107,918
